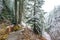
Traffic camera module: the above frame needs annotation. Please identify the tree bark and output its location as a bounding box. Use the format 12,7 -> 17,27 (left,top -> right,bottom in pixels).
14,0 -> 17,25
18,0 -> 23,24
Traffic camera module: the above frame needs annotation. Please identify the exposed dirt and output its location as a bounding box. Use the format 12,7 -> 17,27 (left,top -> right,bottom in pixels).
17,28 -> 46,40
0,22 -> 46,40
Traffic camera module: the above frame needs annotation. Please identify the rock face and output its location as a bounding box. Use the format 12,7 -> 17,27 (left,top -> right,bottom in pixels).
46,6 -> 60,40
6,30 -> 21,40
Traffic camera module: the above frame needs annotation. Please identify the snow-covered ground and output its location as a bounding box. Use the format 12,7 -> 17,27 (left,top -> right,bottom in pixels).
42,31 -> 51,40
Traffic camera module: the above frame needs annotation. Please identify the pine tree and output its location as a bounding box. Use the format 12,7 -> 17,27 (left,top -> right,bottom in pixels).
1,0 -> 24,25
24,0 -> 45,36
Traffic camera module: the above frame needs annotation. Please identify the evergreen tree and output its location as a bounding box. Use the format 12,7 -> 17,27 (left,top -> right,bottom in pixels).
24,0 -> 45,36
1,0 -> 24,25
46,6 -> 60,40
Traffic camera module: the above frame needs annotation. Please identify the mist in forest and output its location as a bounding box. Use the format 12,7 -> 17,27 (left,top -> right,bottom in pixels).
0,0 -> 60,40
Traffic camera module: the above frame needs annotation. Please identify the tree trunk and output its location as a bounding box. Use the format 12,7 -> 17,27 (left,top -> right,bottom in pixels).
14,0 -> 17,25
18,0 -> 23,24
